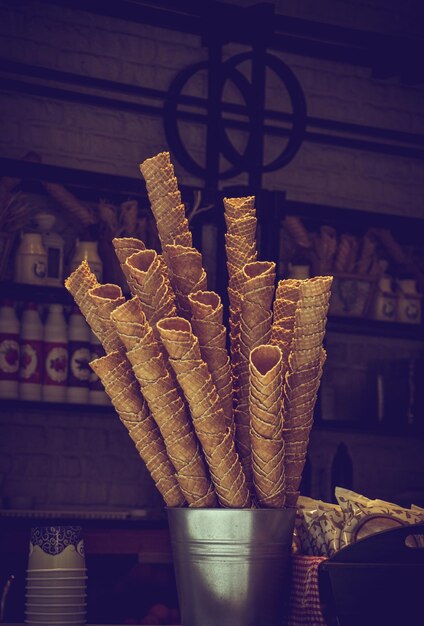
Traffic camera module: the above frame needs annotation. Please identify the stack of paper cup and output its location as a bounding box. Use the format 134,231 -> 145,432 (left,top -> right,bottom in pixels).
25,526 -> 87,625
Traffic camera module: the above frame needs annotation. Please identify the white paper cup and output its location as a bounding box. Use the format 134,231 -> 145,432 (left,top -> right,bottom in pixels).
26,604 -> 86,613
25,611 -> 86,620
28,526 -> 85,571
25,586 -> 87,596
26,594 -> 86,602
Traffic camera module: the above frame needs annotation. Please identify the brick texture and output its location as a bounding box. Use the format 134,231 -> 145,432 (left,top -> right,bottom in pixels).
0,409 -> 156,510
0,0 -> 423,216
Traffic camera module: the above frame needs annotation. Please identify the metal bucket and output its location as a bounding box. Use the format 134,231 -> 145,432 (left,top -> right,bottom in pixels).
167,507 -> 296,626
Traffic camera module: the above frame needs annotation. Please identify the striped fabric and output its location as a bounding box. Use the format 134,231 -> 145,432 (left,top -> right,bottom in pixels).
285,555 -> 328,625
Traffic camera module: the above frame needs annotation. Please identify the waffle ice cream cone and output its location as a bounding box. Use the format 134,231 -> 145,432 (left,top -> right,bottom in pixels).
300,275 -> 333,299
112,236 -> 146,293
139,152 -> 192,250
85,284 -> 126,353
155,202 -> 191,248
225,214 -> 257,244
223,196 -> 256,220
249,345 -> 285,508
139,151 -> 171,175
225,234 -> 257,270
157,316 -> 251,508
292,330 -> 326,352
110,297 -> 216,507
275,276 -> 332,506
64,259 -> 99,320
271,279 -> 301,375
148,175 -> 179,203
251,430 -> 285,508
282,352 -> 327,505
125,249 -> 177,330
90,351 -> 185,507
146,165 -> 176,194
233,261 -> 276,487
224,198 -> 258,381
188,290 -> 233,430
164,244 -> 207,318
65,264 -> 124,353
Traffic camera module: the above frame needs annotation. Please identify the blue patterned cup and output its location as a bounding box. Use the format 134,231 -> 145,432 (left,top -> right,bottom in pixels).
27,526 -> 86,571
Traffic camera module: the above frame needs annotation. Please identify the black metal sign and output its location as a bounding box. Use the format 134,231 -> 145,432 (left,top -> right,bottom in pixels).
164,50 -> 307,189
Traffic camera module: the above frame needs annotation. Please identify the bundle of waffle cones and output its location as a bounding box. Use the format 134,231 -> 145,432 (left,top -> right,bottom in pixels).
65,152 -> 333,509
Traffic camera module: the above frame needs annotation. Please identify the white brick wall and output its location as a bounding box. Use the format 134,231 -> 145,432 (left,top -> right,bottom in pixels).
308,428 -> 424,504
0,409 -> 158,510
0,0 -> 423,216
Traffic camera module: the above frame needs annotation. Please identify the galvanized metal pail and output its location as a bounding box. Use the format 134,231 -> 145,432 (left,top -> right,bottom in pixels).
167,507 -> 296,626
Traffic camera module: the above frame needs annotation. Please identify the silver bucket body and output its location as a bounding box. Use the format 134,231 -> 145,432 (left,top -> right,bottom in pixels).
167,507 -> 296,626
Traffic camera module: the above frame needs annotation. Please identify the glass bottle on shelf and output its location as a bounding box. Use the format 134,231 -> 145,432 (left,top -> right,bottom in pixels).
19,302 -> 43,401
0,299 -> 20,399
42,304 -> 68,402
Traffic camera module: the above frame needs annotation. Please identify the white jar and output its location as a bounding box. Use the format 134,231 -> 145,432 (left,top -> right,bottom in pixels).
0,299 -> 20,399
19,302 -> 43,401
14,233 -> 47,285
69,240 -> 103,281
42,304 -> 68,402
89,331 -> 110,406
67,306 -> 91,404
